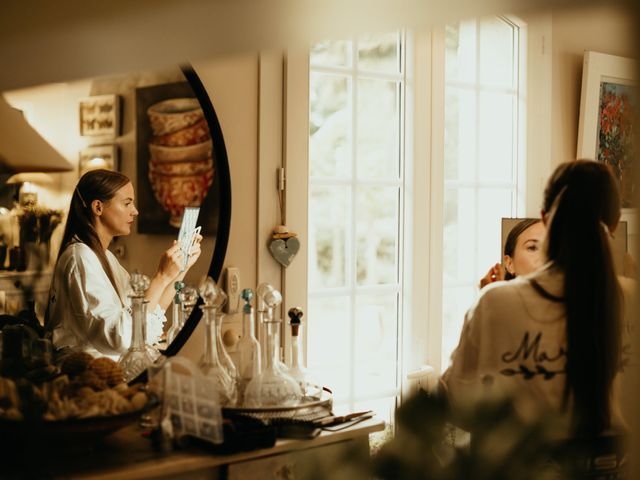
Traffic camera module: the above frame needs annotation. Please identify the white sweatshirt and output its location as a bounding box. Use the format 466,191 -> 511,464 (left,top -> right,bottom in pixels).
442,265 -> 636,435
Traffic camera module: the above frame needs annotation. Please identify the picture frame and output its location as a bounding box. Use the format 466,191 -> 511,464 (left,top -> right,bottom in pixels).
577,51 -> 637,209
135,81 -> 219,235
79,94 -> 121,137
79,145 -> 119,177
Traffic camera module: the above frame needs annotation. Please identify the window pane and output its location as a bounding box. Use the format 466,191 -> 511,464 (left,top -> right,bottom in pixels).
310,40 -> 351,67
307,296 -> 351,397
441,286 -> 478,368
309,185 -> 349,289
479,17 -> 515,88
444,87 -> 477,181
445,20 -> 476,84
357,32 -> 400,73
356,186 -> 399,285
357,78 -> 400,179
476,187 -> 512,274
443,187 -> 476,285
354,294 -> 398,396
310,73 -> 351,178
478,92 -> 515,183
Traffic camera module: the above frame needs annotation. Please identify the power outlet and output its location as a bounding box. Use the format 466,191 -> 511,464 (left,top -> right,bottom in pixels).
224,267 -> 240,314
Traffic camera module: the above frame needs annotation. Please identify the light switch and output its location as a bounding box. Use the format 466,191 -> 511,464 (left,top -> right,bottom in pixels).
224,267 -> 240,314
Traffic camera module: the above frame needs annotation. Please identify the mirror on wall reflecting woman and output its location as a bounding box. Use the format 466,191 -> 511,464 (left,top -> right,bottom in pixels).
0,64 -> 231,360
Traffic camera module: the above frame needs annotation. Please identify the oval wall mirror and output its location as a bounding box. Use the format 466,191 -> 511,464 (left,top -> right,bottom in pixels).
0,64 -> 231,364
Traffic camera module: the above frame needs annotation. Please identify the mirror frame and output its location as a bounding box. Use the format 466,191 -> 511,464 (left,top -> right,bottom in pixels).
160,64 -> 232,358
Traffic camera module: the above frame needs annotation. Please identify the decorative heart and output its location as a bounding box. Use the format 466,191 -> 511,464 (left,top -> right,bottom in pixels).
268,237 -> 300,268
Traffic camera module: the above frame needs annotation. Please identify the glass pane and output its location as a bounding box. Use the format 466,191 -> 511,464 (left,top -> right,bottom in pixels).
357,78 -> 400,179
441,286 -> 478,369
309,185 -> 349,289
479,17 -> 515,88
307,296 -> 352,398
353,294 -> 398,396
309,73 -> 351,178
476,187 -> 513,274
444,87 -> 476,181
445,20 -> 476,84
356,186 -> 399,285
357,32 -> 400,73
443,187 -> 476,285
310,40 -> 351,67
478,92 -> 515,183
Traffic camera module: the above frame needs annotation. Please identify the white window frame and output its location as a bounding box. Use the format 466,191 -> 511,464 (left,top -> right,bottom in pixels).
265,12 -> 552,401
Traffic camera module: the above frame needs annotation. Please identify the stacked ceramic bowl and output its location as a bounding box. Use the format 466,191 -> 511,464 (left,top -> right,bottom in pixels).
147,98 -> 214,228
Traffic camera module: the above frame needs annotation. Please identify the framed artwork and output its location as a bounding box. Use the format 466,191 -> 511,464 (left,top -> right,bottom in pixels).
79,145 -> 119,177
79,94 -> 121,137
577,51 -> 637,209
135,81 -> 219,234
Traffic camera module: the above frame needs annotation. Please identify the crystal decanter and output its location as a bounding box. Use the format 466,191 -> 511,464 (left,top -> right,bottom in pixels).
236,288 -> 261,404
244,313 -> 302,407
256,283 -> 287,373
287,307 -> 322,399
198,277 -> 237,406
119,272 -> 155,382
166,281 -> 185,346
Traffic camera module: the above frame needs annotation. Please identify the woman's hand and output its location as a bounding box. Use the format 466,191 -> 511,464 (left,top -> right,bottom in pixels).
156,241 -> 184,285
183,233 -> 203,272
479,263 -> 505,289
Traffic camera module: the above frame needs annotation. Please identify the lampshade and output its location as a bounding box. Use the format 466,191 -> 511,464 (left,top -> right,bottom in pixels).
5,172 -> 55,185
0,96 -> 73,173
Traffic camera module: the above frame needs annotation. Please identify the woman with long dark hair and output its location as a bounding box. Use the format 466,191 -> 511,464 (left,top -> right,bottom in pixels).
46,169 -> 202,359
443,160 -> 635,436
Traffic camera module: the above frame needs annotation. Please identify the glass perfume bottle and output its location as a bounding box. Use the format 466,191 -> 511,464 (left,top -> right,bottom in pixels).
288,307 -> 322,399
236,288 -> 261,404
244,315 -> 302,407
181,285 -> 199,322
166,281 -> 185,346
119,272 -> 155,382
198,277 -> 237,406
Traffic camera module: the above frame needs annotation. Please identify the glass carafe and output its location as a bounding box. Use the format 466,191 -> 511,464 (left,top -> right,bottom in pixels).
236,288 -> 261,404
256,283 -> 287,373
287,308 -> 322,399
244,319 -> 302,407
166,281 -> 185,346
119,273 -> 155,382
216,312 -> 238,381
199,305 -> 237,406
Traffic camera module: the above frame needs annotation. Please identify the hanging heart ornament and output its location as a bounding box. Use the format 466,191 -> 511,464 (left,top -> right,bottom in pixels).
268,226 -> 300,268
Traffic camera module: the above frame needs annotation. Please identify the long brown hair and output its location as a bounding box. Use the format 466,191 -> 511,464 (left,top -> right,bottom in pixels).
57,169 -> 131,299
542,160 -> 621,436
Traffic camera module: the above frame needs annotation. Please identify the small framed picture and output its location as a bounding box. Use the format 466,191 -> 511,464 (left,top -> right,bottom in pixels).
79,94 -> 121,137
79,145 -> 119,177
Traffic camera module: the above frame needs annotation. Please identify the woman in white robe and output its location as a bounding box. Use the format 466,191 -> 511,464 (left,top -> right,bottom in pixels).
46,169 -> 202,360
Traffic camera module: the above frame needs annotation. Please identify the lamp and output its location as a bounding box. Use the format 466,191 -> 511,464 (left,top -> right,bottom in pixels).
5,172 -> 54,207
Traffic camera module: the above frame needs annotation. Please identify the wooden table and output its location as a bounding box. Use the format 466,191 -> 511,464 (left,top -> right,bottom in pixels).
5,418 -> 384,479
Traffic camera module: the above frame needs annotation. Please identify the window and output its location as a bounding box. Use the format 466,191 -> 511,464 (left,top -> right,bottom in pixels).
440,16 -> 525,367
307,33 -> 405,417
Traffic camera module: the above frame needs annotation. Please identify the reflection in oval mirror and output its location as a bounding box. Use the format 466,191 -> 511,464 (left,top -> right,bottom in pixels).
0,65 -> 230,364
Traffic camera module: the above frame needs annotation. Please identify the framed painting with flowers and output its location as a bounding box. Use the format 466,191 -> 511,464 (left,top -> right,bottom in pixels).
577,51 -> 637,209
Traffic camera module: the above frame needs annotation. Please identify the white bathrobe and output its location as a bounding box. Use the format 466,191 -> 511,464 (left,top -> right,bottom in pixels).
47,241 -> 166,360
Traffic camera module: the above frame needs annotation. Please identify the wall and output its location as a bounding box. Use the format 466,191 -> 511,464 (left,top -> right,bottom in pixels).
551,3 -> 635,167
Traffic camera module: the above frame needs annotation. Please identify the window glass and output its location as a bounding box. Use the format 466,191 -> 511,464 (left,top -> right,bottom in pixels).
309,73 -> 351,178
357,33 -> 400,73
310,40 -> 352,68
357,78 -> 401,179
